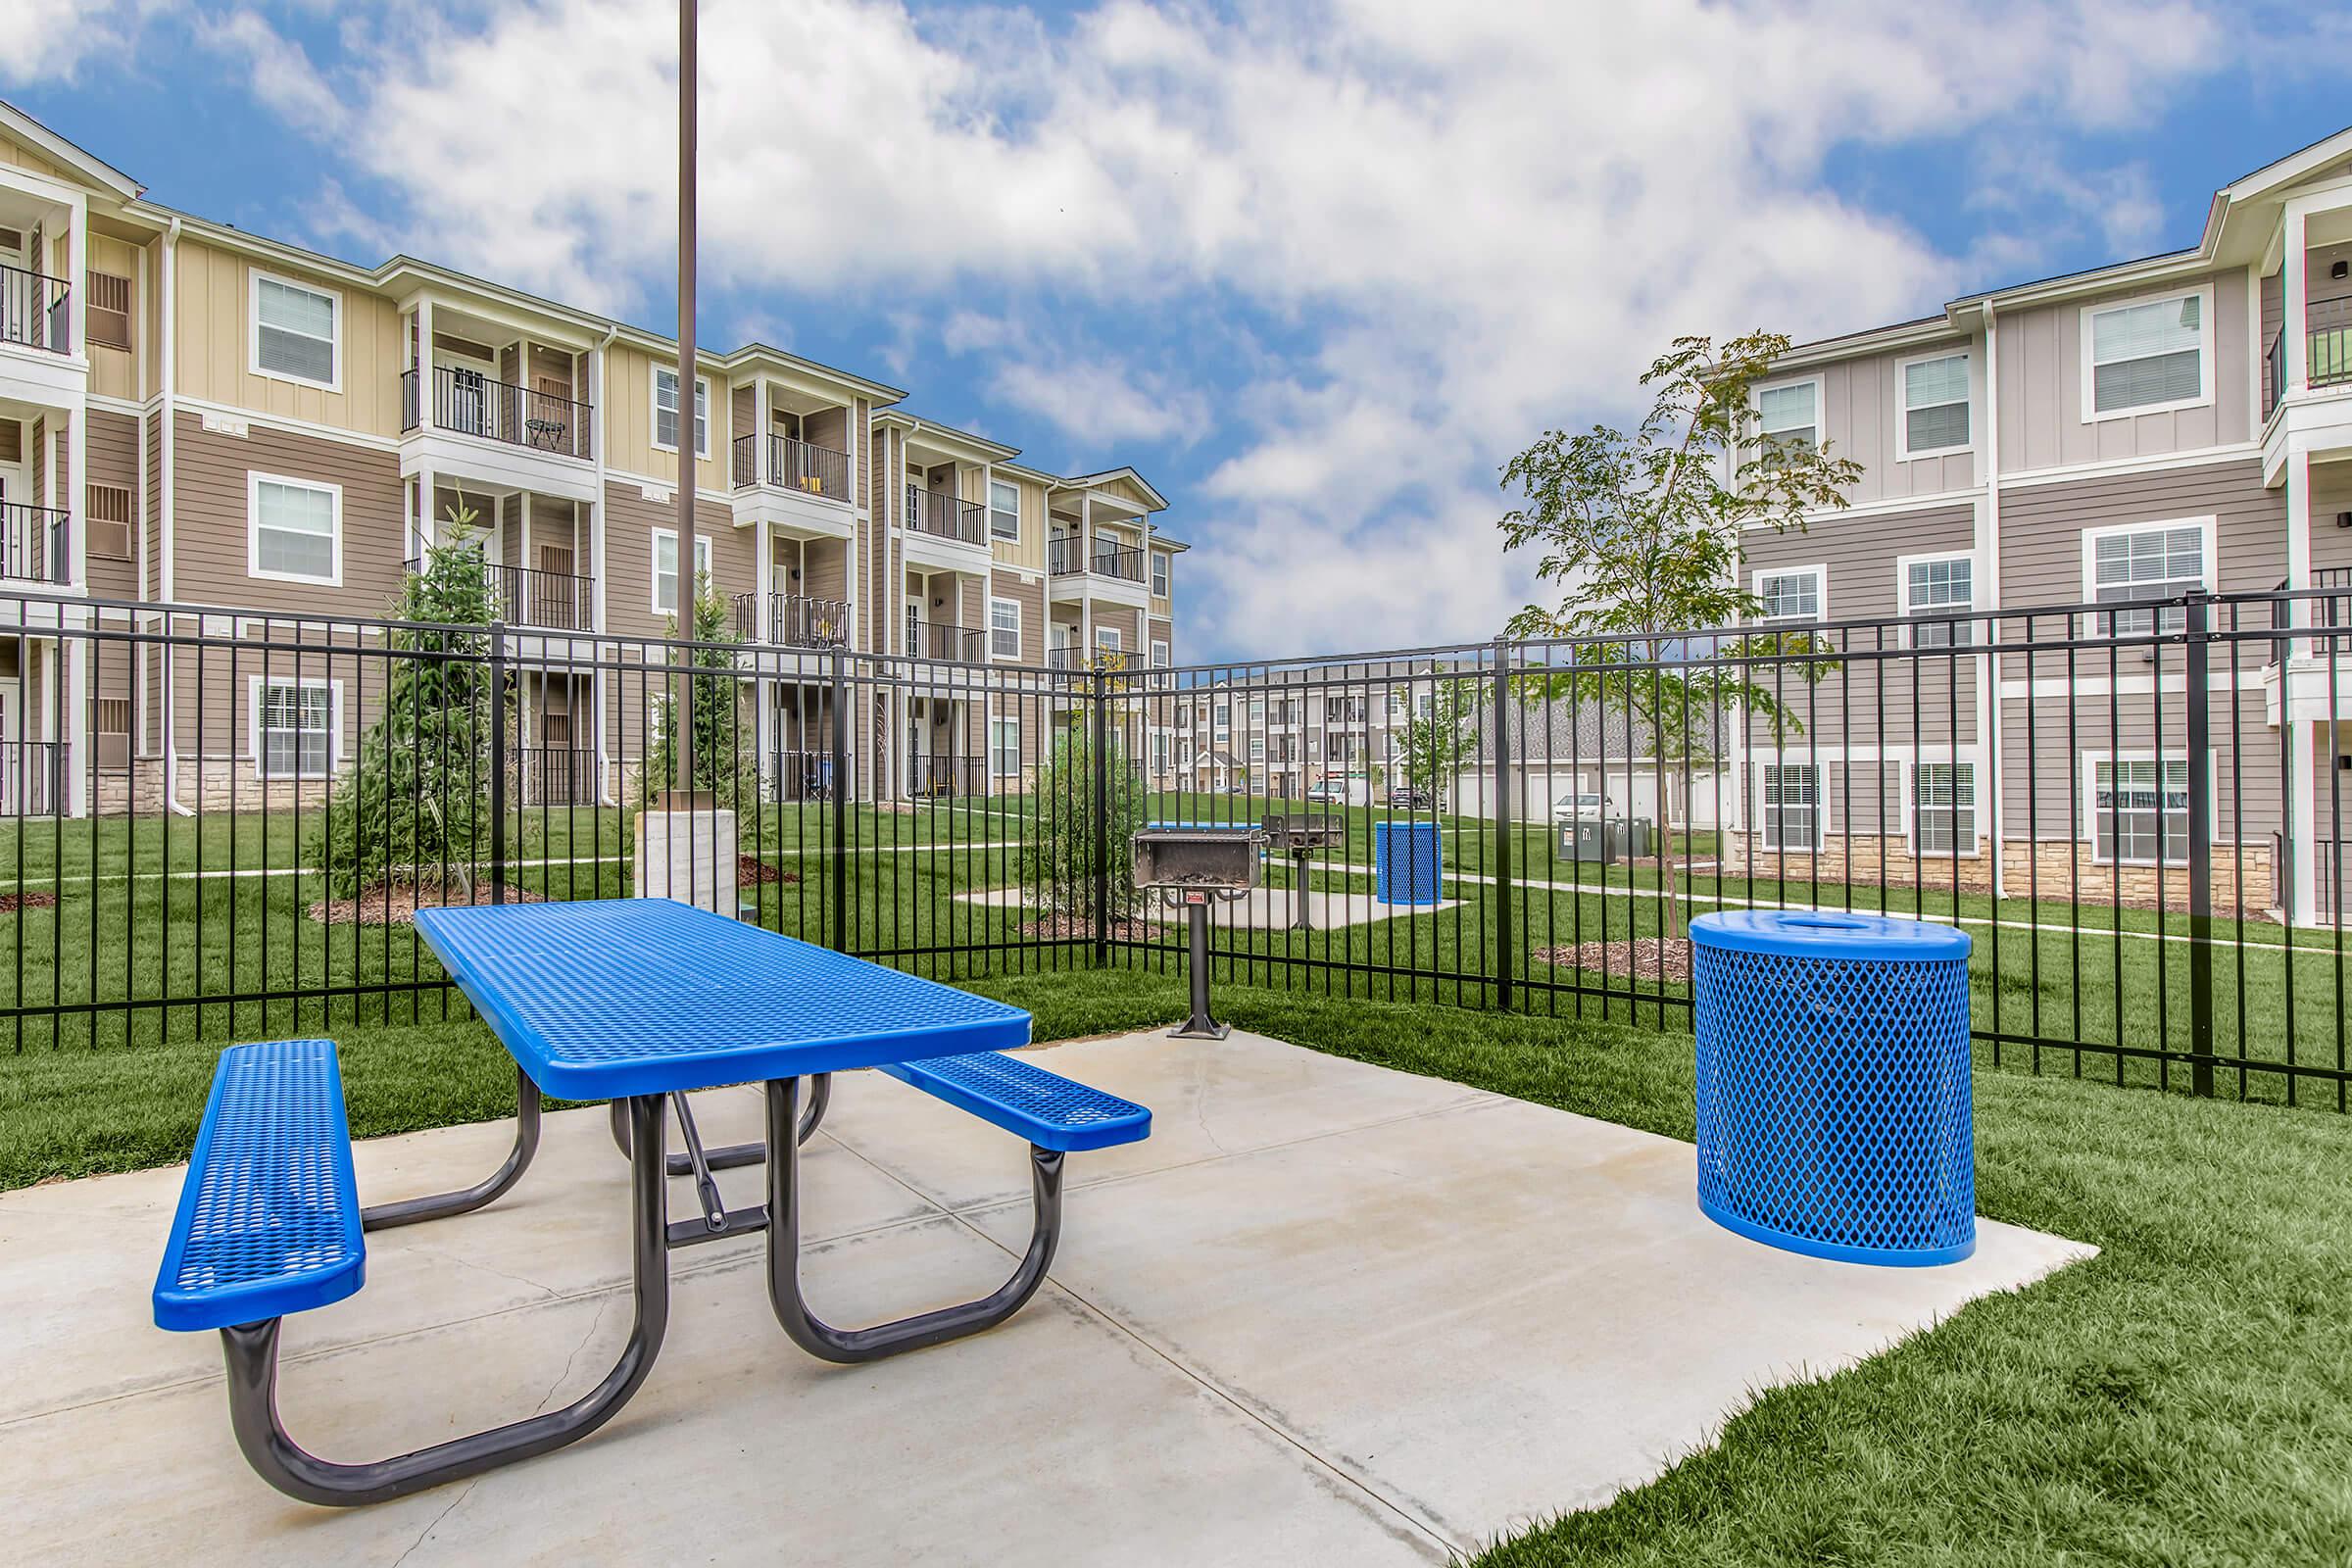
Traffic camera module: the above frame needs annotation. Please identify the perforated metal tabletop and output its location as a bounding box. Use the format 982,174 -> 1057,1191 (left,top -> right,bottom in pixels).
414,900 -> 1032,1100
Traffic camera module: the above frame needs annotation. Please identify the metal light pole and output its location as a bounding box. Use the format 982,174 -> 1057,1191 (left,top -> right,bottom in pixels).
673,0 -> 698,794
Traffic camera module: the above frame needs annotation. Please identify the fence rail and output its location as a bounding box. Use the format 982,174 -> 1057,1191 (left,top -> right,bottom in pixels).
0,585 -> 2345,1119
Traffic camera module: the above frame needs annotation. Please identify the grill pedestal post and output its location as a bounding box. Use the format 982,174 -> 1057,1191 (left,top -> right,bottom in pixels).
1169,895 -> 1229,1040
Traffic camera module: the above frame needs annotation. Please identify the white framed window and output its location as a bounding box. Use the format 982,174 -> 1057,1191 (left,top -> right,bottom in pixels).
989,478 -> 1019,541
1896,352 -> 1970,458
652,528 -> 713,615
2082,287 -> 2210,420
989,715 -> 1021,778
2084,755 -> 2189,865
1758,762 -> 1824,851
246,472 -> 340,586
1151,638 -> 1170,668
1096,625 -> 1121,654
1755,378 -> 1819,453
250,270 -> 340,391
1755,566 -> 1825,624
251,677 -> 338,779
653,367 -> 710,457
1911,760 -> 1976,857
2082,517 -> 2213,637
1152,732 -> 1170,774
1899,553 -> 1974,647
989,596 -> 1021,659
1152,552 -> 1170,597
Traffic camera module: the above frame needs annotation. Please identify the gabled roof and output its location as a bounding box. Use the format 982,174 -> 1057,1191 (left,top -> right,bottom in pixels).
874,410 -> 1021,462
1057,466 -> 1170,512
0,100 -> 141,201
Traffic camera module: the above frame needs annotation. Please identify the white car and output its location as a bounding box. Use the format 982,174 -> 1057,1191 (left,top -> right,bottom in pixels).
1551,791 -> 1606,823
1303,779 -> 1348,806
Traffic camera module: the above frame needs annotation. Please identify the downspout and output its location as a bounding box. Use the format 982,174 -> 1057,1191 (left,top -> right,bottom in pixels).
590,323 -> 616,805
161,217 -> 192,815
1979,302 -> 2003,897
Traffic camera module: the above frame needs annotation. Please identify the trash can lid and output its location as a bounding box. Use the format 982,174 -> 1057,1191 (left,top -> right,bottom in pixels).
1689,909 -> 1971,961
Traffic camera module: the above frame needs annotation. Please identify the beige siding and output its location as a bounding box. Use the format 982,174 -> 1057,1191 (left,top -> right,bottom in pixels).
993,569 -> 1045,664
1995,268 -> 2254,471
85,231 -> 144,402
604,343 -> 726,494
1995,459 -> 2281,608
599,479 -> 737,638
990,474 -> 1047,573
173,238 -> 407,437
84,408 -> 140,600
1800,341 -> 1983,503
169,410 -> 407,617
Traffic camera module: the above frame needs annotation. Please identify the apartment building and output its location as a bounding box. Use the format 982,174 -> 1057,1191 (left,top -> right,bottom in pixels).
1735,126 -> 2352,922
0,100 -> 1183,812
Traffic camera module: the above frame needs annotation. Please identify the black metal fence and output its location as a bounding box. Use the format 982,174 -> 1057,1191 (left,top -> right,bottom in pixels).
0,585 -> 2344,1112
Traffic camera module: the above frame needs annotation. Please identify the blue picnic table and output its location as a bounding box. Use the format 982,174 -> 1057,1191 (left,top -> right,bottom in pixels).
150,899 -> 1152,1506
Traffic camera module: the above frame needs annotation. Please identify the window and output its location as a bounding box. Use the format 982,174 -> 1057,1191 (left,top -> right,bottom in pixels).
1759,763 -> 1822,851
2085,291 -> 2206,417
1899,354 -> 1970,456
1152,552 -> 1169,597
1912,762 -> 1975,856
86,270 -> 132,352
653,368 -> 710,457
990,716 -> 1021,778
1151,638 -> 1169,668
2090,758 -> 2188,864
86,482 -> 133,562
1756,567 -> 1824,623
251,271 -> 338,389
2086,520 -> 2208,637
1152,732 -> 1169,774
652,528 -> 713,614
1096,625 -> 1121,654
255,679 -> 332,779
248,474 -> 339,584
990,597 -> 1021,659
1757,380 -> 1817,453
989,479 -> 1019,541
1902,555 -> 1974,647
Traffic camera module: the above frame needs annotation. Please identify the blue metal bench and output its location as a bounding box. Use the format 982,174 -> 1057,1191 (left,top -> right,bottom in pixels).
153,1039 -> 367,1334
878,1051 -> 1152,1152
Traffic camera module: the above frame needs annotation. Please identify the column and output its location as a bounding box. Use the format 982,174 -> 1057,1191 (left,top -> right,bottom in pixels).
2287,451 -> 2321,925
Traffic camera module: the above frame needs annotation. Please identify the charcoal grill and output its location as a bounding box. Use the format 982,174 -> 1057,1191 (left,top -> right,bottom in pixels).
1132,823 -> 1268,1040
1262,813 -> 1343,931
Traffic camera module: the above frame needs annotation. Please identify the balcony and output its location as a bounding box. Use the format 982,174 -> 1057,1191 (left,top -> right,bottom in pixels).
908,754 -> 985,799
906,487 -> 987,547
2263,567 -> 2352,725
766,748 -> 836,803
0,740 -> 65,816
729,591 -> 851,648
0,503 -> 69,586
1048,535 -> 1147,583
509,746 -> 598,807
407,558 -> 595,632
731,434 -> 851,503
905,619 -> 985,662
0,264 -> 70,357
400,367 -> 593,462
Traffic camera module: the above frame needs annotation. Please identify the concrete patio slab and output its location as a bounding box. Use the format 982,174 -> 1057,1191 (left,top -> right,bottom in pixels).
0,1028 -> 2092,1564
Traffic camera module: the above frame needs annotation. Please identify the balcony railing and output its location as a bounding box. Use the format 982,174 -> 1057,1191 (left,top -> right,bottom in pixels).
2310,295 -> 2352,390
0,264 -> 70,357
907,754 -> 984,799
906,486 -> 987,546
401,366 -> 593,460
2271,567 -> 2352,665
732,433 -> 852,502
0,504 -> 69,585
730,591 -> 851,647
2265,329 -> 2284,420
1047,534 -> 1148,583
905,619 -> 985,662
766,748 -> 836,803
509,746 -> 598,807
0,741 -> 65,816
406,558 -> 595,631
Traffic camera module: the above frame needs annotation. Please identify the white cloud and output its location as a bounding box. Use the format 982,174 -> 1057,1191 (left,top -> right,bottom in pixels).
194,9 -> 347,137
152,0 -> 2243,658
0,0 -> 178,86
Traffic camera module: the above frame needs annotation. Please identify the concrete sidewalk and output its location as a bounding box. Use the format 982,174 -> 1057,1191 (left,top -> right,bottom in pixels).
0,1030 -> 2091,1564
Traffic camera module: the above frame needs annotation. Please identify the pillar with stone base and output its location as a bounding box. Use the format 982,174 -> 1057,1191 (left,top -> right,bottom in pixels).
633,790 -> 739,915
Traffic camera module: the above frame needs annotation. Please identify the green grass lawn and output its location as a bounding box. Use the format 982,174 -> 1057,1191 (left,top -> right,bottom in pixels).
3,968 -> 2347,1564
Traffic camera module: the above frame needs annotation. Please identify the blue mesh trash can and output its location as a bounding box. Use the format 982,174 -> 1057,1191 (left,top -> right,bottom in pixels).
1690,910 -> 1975,1266
1374,820 -> 1443,906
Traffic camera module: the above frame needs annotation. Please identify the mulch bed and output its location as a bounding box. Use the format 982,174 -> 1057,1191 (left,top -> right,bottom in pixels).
307,879 -> 546,927
0,892 -> 58,914
1533,937 -> 1693,985
1019,913 -> 1162,942
738,855 -> 800,886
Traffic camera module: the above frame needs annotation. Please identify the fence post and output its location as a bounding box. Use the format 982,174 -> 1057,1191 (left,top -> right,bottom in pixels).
489,619 -> 508,906
1493,636 -> 1515,1012
829,645 -> 850,954
2182,588 -> 2214,1098
1092,666 -> 1110,967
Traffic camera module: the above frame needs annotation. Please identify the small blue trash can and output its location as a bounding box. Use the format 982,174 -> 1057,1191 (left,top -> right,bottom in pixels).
1690,910 -> 1975,1266
1373,820 -> 1443,906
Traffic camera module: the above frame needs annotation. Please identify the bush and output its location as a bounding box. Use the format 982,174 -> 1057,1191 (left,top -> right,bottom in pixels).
1018,722 -> 1148,919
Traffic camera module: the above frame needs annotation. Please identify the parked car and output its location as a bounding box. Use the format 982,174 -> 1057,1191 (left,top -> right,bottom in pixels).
1304,779 -> 1348,806
1551,791 -> 1607,823
1388,785 -> 1434,811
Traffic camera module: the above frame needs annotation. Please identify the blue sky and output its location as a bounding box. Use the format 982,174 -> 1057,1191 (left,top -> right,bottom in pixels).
10,1 -> 2352,662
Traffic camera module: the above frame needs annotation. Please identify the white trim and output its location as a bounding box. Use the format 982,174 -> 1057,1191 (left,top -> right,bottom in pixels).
1893,348 -> 1974,462
1151,637 -> 1170,668
1755,760 -> 1828,852
649,526 -> 711,615
1995,440 -> 2259,491
1752,564 -> 1827,623
988,474 -> 1019,543
2078,750 -> 2217,865
2079,283 -> 2213,424
175,394 -> 401,454
989,713 -> 1022,779
987,594 -> 1022,661
245,470 -> 342,587
650,365 -> 710,459
2079,514 -> 2218,630
1907,758 -> 1983,858
247,674 -> 343,780
1752,373 -> 1823,450
1895,549 -> 1977,648
247,268 -> 343,394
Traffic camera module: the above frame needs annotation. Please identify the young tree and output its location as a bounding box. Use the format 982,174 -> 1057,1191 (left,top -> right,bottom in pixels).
1497,332 -> 1860,938
309,521 -> 496,898
1018,724 -> 1148,921
1397,677 -> 1475,808
641,569 -> 754,809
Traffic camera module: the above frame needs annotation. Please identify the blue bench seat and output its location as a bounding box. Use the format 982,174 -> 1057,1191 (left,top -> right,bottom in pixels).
153,1039 -> 367,1334
877,1051 -> 1152,1152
